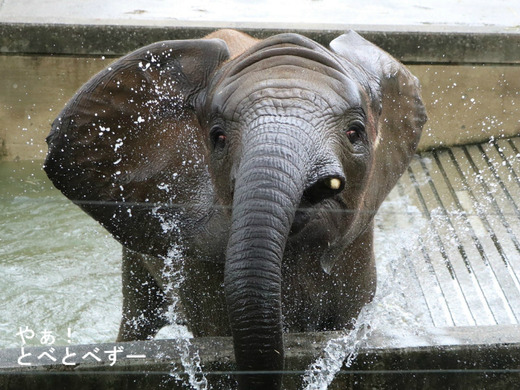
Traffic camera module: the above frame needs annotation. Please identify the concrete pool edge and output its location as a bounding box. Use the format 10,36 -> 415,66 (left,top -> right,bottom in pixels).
1,327 -> 520,389
1,22 -> 520,64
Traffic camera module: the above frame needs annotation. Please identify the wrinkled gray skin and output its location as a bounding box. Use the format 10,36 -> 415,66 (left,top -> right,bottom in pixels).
44,29 -> 426,389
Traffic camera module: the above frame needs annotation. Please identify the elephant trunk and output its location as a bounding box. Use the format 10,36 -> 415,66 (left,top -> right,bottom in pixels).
224,126 -> 307,389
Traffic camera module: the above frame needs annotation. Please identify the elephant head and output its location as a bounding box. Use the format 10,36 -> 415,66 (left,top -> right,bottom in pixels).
44,29 -> 426,389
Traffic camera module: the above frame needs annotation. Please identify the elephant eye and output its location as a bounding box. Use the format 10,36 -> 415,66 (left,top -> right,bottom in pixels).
345,120 -> 365,144
210,126 -> 227,150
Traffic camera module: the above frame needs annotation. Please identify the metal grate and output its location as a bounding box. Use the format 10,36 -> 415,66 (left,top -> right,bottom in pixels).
382,136 -> 520,330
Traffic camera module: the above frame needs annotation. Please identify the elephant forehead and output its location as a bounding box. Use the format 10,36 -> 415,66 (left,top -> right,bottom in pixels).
209,35 -> 365,103
213,65 -> 363,121
223,33 -> 352,82
230,82 -> 354,124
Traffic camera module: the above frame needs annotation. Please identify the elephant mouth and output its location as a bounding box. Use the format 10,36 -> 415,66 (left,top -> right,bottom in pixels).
290,206 -> 312,235
290,196 -> 344,236
290,176 -> 347,236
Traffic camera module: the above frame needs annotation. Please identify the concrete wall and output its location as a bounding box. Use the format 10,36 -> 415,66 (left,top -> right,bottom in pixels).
413,64 -> 520,149
0,55 -> 106,161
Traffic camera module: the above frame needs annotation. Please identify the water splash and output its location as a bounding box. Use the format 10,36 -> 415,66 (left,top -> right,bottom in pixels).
152,210 -> 209,390
301,310 -> 372,390
302,190 -> 429,389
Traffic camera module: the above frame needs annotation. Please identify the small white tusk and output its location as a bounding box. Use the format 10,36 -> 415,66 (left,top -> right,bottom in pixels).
327,178 -> 342,190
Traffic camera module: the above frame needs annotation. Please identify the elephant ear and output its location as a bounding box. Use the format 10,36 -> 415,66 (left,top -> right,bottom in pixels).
330,30 -> 427,198
44,39 -> 230,256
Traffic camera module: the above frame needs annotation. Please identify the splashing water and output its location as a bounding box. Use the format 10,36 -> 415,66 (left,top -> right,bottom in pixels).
301,310 -> 372,390
152,209 -> 209,390
302,189 -> 429,389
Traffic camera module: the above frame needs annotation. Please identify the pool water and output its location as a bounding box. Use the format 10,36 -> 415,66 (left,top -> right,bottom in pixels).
0,161 -> 121,348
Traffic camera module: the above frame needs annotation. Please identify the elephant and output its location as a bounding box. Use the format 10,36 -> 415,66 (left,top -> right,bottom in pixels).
44,29 -> 426,389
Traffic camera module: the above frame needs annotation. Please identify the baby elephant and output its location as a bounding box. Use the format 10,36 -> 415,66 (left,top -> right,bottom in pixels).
44,29 -> 426,389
